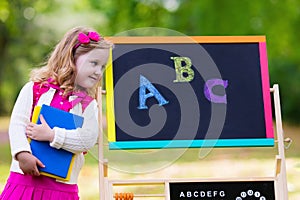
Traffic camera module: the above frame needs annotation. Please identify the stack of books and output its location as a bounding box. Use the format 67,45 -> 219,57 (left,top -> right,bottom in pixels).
30,104 -> 84,181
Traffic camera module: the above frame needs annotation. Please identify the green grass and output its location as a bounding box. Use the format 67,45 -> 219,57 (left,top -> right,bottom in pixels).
1,118 -> 300,199
0,144 -> 11,164
0,117 -> 10,132
79,123 -> 300,200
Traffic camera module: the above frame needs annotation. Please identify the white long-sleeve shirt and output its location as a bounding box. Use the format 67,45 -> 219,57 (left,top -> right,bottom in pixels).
9,81 -> 99,184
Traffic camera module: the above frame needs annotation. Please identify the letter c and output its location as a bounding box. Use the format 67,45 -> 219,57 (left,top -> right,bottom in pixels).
204,78 -> 228,104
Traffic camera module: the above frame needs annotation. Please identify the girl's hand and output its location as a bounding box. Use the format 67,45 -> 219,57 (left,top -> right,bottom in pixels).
26,115 -> 54,142
16,151 -> 45,176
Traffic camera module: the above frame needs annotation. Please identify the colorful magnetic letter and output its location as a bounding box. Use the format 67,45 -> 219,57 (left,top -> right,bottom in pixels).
138,75 -> 169,110
171,57 -> 195,82
204,79 -> 228,104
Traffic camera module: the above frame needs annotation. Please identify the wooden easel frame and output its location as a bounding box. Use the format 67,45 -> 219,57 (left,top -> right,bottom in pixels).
272,84 -> 289,199
97,84 -> 289,200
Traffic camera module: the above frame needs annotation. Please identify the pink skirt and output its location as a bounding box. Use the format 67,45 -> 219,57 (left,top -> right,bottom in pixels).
0,172 -> 79,200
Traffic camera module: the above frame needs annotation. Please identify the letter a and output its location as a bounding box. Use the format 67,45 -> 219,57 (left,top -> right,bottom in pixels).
138,75 -> 169,110
171,56 -> 195,82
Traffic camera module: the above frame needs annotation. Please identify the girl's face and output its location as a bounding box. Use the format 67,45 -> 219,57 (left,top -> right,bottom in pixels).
75,48 -> 109,89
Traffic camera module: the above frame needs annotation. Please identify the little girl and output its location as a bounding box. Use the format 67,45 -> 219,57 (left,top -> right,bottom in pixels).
0,26 -> 113,200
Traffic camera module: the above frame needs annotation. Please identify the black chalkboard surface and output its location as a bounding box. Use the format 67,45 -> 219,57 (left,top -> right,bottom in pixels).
105,36 -> 274,149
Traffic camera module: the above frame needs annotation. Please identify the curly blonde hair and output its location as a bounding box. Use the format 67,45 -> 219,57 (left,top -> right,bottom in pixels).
30,26 -> 113,97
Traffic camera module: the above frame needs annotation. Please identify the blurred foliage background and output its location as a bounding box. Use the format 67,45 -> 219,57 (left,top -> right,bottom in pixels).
0,0 -> 300,124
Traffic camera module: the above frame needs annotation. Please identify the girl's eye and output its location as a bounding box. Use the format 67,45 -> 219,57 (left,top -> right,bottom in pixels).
90,61 -> 98,66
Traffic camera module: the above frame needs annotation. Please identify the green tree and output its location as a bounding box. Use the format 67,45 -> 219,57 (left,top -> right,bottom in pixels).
0,0 -> 56,115
1,0 -> 300,124
171,0 -> 300,123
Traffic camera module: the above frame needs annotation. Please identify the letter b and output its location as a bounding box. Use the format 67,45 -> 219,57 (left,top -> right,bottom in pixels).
171,56 -> 194,82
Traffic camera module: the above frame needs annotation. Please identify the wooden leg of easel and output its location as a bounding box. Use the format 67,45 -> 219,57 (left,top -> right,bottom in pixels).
165,181 -> 170,200
107,181 -> 114,200
275,155 -> 282,177
98,87 -> 106,200
272,84 -> 289,199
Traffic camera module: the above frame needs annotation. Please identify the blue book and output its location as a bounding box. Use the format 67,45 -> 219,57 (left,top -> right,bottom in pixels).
30,104 -> 84,181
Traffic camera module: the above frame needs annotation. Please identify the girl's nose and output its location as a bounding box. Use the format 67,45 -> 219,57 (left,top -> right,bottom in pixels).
95,66 -> 102,75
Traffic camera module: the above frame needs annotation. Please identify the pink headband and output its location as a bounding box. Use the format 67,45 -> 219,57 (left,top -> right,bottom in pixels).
73,31 -> 101,50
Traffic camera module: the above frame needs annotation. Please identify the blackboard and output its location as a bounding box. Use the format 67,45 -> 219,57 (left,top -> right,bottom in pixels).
105,36 -> 274,149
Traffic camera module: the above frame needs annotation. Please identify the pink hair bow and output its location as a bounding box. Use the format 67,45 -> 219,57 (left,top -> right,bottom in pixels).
73,31 -> 101,50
